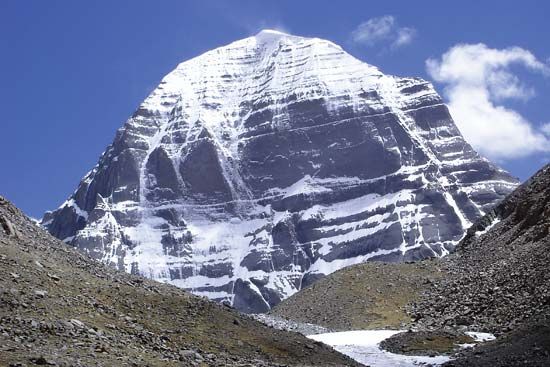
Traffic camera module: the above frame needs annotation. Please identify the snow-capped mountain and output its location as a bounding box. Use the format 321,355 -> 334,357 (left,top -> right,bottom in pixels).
42,30 -> 518,312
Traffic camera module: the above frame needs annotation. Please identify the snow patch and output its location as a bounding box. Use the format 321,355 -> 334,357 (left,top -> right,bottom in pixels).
465,331 -> 496,342
475,217 -> 501,237
60,198 -> 89,220
308,330 -> 451,366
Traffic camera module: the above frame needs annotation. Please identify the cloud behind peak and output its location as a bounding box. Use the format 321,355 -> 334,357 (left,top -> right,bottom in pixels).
351,16 -> 416,49
427,43 -> 550,161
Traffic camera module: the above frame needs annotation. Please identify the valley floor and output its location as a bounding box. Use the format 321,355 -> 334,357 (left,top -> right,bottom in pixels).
254,314 -> 498,367
308,330 -> 451,367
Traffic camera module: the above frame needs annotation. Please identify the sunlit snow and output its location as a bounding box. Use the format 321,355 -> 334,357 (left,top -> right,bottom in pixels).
308,330 -> 451,367
308,330 -> 497,366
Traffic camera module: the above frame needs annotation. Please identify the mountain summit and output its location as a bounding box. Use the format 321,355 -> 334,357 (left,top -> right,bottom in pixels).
42,31 -> 518,312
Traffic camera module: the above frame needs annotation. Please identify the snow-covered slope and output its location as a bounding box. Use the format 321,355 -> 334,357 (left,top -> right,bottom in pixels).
43,30 -> 518,312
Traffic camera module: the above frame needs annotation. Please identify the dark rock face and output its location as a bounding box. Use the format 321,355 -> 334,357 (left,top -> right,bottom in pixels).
179,137 -> 233,201
146,147 -> 181,201
42,30 -> 518,313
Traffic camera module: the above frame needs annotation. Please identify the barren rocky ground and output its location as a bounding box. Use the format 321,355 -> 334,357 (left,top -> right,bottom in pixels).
271,260 -> 443,331
0,195 -> 359,367
443,315 -> 550,367
411,165 -> 550,334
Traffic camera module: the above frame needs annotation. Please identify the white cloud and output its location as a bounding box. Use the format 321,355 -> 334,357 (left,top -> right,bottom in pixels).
246,21 -> 290,35
426,43 -> 550,160
351,16 -> 416,49
542,122 -> 550,136
394,27 -> 416,48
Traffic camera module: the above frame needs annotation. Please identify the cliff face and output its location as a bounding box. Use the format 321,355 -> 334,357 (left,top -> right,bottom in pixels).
43,30 -> 517,312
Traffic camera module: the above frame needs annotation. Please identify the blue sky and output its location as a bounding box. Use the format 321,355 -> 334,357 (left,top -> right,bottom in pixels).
1,0 -> 549,218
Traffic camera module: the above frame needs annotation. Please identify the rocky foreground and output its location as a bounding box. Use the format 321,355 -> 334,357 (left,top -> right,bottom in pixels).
273,164 -> 550,366
411,164 -> 550,333
0,196 -> 359,367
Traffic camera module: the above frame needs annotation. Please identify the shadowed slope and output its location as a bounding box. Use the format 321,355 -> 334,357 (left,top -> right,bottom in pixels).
0,196 -> 359,367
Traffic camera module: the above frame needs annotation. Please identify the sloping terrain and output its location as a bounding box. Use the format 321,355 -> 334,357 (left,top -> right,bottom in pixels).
271,260 -> 442,330
42,29 -> 516,312
0,195 -> 359,367
445,315 -> 550,367
412,163 -> 550,333
273,164 -> 550,365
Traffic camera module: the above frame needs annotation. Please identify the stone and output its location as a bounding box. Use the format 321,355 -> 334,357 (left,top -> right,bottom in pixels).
47,274 -> 60,281
34,290 -> 47,298
69,319 -> 85,329
29,356 -> 55,366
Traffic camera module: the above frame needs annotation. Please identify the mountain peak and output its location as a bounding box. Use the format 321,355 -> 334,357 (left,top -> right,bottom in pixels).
251,29 -> 342,51
252,28 -> 297,47
255,28 -> 290,37
43,31 -> 518,313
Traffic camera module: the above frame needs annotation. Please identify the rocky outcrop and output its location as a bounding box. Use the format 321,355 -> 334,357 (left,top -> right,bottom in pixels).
42,29 -> 518,312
